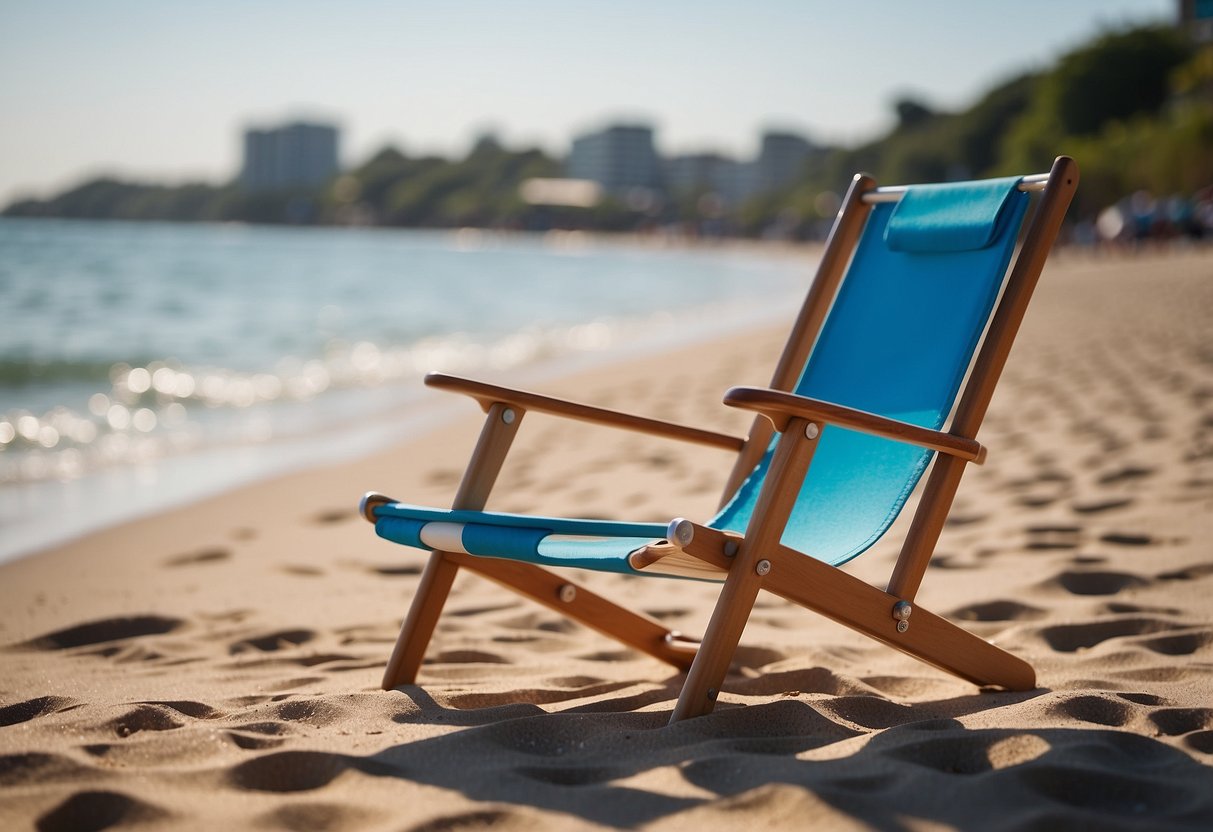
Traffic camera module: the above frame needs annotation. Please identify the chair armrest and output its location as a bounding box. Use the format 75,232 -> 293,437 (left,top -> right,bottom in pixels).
426,372 -> 745,451
723,386 -> 986,464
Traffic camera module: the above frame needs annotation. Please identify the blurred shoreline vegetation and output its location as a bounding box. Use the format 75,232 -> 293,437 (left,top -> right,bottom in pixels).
5,24 -> 1211,239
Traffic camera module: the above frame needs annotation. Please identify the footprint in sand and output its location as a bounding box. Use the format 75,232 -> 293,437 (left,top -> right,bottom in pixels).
14,615 -> 185,651
930,552 -> 978,570
267,698 -> 352,727
1137,630 -> 1213,657
400,809 -> 530,832
136,700 -> 218,719
1096,465 -> 1155,486
944,512 -> 987,527
575,649 -> 637,662
1158,562 -> 1213,581
1047,693 -> 1140,727
278,565 -> 324,577
366,562 -> 424,577
815,695 -> 917,730
1047,569 -> 1150,596
1149,707 -> 1213,738
1149,708 -> 1213,756
949,599 -> 1046,622
105,704 -> 186,738
256,803 -> 381,831
228,629 -> 315,654
1068,554 -> 1108,565
35,791 -> 171,832
430,649 -> 511,664
312,508 -> 356,525
1024,525 -> 1082,551
1102,601 -> 1182,616
1010,471 -> 1073,508
1099,532 -> 1156,546
1185,732 -> 1213,754
218,721 -> 294,751
0,696 -> 79,727
228,749 -> 357,792
1037,617 -> 1188,652
446,602 -> 517,618
0,752 -> 96,789
224,730 -> 287,750
163,547 -> 230,567
1070,497 -> 1134,514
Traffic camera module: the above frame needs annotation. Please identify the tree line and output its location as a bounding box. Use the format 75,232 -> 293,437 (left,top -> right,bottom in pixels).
5,25 -> 1210,238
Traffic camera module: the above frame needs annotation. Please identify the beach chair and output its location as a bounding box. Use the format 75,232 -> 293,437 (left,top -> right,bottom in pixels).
362,156 -> 1078,722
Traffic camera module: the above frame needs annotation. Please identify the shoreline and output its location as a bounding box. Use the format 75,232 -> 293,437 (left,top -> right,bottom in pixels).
0,231 -> 822,565
0,287 -> 805,566
2,247 -> 1211,830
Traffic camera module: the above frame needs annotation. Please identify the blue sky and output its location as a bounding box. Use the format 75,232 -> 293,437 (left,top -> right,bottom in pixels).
0,0 -> 1174,203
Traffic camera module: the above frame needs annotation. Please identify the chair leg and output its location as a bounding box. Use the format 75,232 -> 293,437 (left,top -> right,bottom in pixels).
382,402 -> 523,690
669,561 -> 764,721
382,552 -> 460,689
671,417 -> 822,723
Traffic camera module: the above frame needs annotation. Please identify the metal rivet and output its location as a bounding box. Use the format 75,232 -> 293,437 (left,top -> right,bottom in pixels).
805,422 -> 819,440
501,408 -> 516,425
756,559 -> 771,576
558,584 -> 577,603
672,519 -> 694,547
893,600 -> 912,633
723,540 -> 739,558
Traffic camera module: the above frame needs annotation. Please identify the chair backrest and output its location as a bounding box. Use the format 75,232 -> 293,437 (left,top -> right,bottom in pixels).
708,173 -> 1039,564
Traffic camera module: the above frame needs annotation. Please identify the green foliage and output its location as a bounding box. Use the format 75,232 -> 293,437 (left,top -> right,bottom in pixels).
771,28 -> 1209,234
5,25 -> 1211,235
999,26 -> 1192,173
1049,25 -> 1190,136
3,179 -> 234,222
1055,101 -> 1213,218
3,146 -> 562,228
340,144 -> 560,228
807,72 -> 1037,195
1009,42 -> 1213,218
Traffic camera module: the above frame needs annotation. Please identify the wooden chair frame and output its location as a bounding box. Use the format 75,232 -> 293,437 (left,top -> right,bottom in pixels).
370,156 -> 1079,723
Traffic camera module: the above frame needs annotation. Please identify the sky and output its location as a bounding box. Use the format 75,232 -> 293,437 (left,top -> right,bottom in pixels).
0,0 -> 1176,204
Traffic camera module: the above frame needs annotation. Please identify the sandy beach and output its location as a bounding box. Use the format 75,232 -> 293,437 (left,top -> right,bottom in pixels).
2,246 -> 1212,830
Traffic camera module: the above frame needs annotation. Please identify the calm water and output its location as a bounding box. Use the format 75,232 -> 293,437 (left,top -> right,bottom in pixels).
0,219 -> 813,560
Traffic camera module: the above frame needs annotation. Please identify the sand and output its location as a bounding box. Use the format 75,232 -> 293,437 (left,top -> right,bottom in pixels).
2,247 -> 1212,831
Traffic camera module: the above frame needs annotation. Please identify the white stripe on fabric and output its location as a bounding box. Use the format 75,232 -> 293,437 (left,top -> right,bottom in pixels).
419,522 -> 467,554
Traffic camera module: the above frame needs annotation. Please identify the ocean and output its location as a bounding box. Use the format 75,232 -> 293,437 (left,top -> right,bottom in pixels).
0,219 -> 814,561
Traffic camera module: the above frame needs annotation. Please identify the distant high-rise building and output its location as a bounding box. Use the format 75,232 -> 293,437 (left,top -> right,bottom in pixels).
567,124 -> 662,195
241,121 -> 340,192
753,131 -> 816,194
664,153 -> 751,208
667,130 -> 817,206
